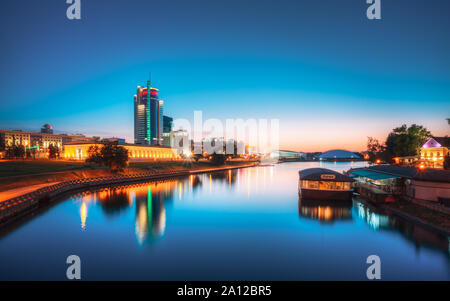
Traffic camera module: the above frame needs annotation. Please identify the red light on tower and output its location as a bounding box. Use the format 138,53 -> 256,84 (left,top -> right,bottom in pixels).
140,89 -> 158,97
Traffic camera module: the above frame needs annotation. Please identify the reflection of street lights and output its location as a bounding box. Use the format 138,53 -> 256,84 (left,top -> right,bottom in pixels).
80,202 -> 87,230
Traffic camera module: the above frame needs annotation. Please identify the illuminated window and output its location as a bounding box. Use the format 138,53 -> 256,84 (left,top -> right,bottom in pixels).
319,181 -> 335,190
307,181 -> 319,189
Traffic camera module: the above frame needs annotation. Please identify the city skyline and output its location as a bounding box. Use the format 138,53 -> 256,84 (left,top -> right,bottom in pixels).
0,0 -> 449,152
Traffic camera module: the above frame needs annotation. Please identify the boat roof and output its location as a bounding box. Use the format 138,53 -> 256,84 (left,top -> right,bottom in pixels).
298,168 -> 354,182
348,169 -> 400,180
349,165 -> 450,183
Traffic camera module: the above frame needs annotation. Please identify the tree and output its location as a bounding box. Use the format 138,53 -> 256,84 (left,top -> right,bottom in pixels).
86,145 -> 102,165
366,137 -> 384,163
26,147 -> 37,159
5,144 -> 25,159
444,154 -> 450,170
192,154 -> 202,162
86,143 -> 129,172
388,124 -> 431,157
48,144 -> 60,159
210,153 -> 226,165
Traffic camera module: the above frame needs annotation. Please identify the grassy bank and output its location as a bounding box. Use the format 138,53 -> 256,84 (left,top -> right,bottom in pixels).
0,160 -> 100,178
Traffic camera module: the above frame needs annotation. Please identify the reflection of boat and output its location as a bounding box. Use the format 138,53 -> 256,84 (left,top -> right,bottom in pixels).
298,199 -> 352,222
298,168 -> 354,201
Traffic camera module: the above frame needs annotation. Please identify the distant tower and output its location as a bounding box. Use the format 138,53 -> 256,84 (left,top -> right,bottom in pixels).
134,75 -> 163,145
41,124 -> 53,134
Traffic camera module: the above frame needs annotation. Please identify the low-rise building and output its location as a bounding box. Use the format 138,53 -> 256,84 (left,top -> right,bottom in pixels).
0,129 -> 103,159
394,137 -> 450,169
406,169 -> 450,204
62,134 -> 100,144
170,130 -> 190,156
0,130 -> 31,148
0,129 -> 64,158
349,165 -> 450,205
102,137 -> 126,144
419,137 -> 450,169
63,142 -> 177,161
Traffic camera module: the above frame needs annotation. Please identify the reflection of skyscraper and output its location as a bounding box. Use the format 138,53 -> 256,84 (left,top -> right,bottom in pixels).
135,184 -> 173,244
134,75 -> 163,145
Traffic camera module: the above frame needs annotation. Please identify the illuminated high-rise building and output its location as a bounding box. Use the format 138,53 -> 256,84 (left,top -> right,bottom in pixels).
134,76 -> 164,145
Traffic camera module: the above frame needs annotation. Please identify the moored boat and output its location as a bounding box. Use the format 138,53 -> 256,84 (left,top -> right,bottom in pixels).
298,168 -> 354,201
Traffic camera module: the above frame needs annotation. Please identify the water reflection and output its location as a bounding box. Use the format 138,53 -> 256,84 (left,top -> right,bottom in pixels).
80,202 -> 87,230
75,168 -> 449,254
131,181 -> 178,244
1,162 -> 449,280
98,188 -> 131,216
134,184 -> 170,245
355,201 -> 450,254
190,175 -> 202,190
355,201 -> 390,230
72,171 -> 239,245
298,199 -> 353,223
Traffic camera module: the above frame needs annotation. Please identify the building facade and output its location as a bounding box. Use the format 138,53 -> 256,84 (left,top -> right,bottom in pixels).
62,134 -> 100,144
64,142 -> 177,161
162,115 -> 173,147
349,165 -> 450,204
395,137 -> 450,169
170,130 -> 190,155
134,78 -> 163,146
0,129 -> 103,159
0,130 -> 31,148
0,129 -> 63,158
419,137 -> 450,169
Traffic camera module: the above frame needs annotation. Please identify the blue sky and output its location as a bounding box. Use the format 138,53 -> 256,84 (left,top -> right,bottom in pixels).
0,0 -> 449,151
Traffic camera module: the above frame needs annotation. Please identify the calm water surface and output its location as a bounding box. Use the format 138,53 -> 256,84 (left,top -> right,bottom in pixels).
0,162 -> 449,280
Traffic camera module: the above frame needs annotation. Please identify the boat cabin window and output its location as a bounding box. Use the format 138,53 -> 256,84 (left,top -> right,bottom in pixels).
301,180 -> 351,190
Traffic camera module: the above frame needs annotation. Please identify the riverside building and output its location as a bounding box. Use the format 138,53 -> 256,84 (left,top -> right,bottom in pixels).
63,142 -> 177,161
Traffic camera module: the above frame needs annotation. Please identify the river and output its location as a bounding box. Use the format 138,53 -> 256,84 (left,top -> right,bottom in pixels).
0,161 -> 449,280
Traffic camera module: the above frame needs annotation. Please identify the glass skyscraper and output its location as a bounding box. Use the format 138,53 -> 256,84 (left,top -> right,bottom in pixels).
134,78 -> 163,145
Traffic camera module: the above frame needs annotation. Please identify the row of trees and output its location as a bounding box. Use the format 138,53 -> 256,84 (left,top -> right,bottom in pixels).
85,142 -> 232,172
367,124 -> 431,163
3,144 -> 60,159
